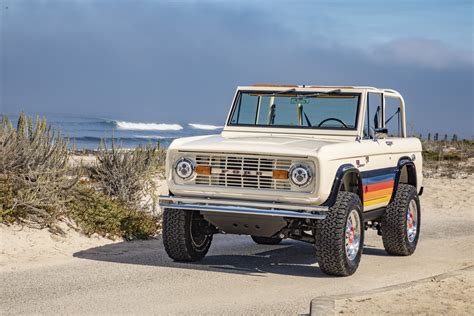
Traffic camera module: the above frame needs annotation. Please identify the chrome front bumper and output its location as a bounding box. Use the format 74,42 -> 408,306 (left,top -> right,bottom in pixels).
159,196 -> 328,220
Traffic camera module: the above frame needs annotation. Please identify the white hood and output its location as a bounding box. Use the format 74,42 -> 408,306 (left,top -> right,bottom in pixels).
169,134 -> 344,157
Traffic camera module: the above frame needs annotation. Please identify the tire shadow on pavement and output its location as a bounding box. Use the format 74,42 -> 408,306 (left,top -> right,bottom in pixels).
362,245 -> 391,257
73,235 -> 335,277
74,235 -> 392,278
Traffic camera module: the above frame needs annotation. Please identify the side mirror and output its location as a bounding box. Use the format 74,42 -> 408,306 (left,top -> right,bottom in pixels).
374,128 -> 388,139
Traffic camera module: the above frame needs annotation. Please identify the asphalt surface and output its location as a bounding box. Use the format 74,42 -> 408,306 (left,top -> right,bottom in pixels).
1,181 -> 473,315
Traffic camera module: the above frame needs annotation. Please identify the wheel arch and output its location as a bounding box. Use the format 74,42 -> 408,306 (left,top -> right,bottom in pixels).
390,157 -> 417,203
322,164 -> 363,207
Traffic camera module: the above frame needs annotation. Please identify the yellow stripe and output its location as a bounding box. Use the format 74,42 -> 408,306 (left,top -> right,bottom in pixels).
364,188 -> 393,201
364,195 -> 391,207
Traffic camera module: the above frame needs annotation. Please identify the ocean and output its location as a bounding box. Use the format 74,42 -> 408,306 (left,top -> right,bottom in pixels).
4,113 -> 223,149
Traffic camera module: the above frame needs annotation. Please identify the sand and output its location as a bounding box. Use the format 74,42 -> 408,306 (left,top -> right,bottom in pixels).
0,221 -> 115,273
336,268 -> 473,315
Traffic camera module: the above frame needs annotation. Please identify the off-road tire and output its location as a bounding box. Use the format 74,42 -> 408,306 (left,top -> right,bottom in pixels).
315,192 -> 364,276
251,236 -> 282,245
162,209 -> 212,262
381,184 -> 420,256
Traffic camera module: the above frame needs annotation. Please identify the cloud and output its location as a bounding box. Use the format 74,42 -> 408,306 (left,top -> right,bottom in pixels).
1,0 -> 473,137
370,38 -> 474,68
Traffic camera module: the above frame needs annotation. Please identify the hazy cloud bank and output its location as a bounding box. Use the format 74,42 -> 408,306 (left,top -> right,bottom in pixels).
1,0 -> 472,136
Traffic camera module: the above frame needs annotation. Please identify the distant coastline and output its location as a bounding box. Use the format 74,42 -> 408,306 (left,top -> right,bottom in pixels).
3,113 -> 223,149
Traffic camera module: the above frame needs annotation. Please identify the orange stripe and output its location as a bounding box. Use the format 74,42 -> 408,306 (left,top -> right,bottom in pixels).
364,188 -> 393,201
365,180 -> 394,192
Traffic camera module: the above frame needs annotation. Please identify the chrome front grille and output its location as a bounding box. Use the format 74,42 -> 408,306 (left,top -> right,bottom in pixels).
195,154 -> 292,191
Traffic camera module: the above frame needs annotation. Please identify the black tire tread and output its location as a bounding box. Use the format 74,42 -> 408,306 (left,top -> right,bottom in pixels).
381,184 -> 419,256
315,192 -> 363,276
162,209 -> 211,262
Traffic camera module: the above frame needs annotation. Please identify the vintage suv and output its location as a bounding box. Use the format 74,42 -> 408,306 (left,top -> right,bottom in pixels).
159,84 -> 423,276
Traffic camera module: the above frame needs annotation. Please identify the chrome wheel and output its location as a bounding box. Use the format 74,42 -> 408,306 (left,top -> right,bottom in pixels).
345,209 -> 361,261
407,199 -> 418,243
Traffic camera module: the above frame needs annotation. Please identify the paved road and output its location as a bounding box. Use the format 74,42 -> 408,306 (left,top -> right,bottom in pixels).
2,234 -> 472,314
2,180 -> 473,314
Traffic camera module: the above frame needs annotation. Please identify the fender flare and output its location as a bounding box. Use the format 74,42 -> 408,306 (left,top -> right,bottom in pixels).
322,164 -> 363,207
389,156 -> 417,203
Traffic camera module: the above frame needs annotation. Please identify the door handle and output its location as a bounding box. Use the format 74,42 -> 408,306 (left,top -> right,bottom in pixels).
385,141 -> 393,146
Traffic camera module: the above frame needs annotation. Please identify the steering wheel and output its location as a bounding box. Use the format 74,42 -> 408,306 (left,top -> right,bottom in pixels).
317,118 -> 348,128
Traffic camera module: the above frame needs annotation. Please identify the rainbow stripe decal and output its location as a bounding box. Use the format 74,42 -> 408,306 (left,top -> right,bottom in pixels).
361,168 -> 396,207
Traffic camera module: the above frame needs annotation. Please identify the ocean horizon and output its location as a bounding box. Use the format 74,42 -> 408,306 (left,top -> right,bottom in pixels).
3,112 -> 470,148
3,112 -> 223,149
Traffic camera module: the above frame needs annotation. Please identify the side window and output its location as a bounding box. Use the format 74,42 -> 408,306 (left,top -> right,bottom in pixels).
384,96 -> 402,137
364,93 -> 382,139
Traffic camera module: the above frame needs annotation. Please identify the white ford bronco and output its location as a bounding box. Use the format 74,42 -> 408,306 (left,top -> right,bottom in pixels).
159,84 -> 423,276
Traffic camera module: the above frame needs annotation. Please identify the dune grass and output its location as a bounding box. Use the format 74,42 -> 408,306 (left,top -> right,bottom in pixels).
67,184 -> 160,240
422,140 -> 474,178
0,113 -> 165,239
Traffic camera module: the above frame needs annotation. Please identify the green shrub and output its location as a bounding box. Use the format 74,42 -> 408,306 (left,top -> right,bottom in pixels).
0,113 -> 77,227
68,184 -> 160,240
0,175 -> 15,223
0,113 -> 164,238
88,140 -> 165,212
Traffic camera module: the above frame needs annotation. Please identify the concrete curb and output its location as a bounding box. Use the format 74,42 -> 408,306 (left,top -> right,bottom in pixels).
310,265 -> 473,315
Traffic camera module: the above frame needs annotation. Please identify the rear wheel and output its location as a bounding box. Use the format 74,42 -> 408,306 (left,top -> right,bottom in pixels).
162,209 -> 213,262
251,235 -> 282,245
381,184 -> 420,255
315,191 -> 364,276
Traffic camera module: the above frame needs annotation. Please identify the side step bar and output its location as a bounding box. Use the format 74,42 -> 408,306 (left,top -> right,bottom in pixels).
159,196 -> 328,220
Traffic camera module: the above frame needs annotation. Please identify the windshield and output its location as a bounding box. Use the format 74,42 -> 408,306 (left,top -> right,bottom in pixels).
228,91 -> 360,130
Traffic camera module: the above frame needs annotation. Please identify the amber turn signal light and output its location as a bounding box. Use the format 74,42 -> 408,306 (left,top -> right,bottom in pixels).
272,169 -> 289,180
195,165 -> 212,175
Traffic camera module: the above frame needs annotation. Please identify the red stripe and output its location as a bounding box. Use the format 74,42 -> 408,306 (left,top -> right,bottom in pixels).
364,180 -> 394,193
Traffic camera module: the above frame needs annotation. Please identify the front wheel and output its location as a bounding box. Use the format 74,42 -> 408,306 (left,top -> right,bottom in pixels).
381,184 -> 421,256
162,209 -> 213,262
315,192 -> 364,276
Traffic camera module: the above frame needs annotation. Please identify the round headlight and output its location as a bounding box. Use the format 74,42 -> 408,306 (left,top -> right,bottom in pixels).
289,164 -> 312,187
175,158 -> 195,180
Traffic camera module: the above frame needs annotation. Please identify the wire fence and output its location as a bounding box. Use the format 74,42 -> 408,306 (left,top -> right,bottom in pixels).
410,133 -> 473,142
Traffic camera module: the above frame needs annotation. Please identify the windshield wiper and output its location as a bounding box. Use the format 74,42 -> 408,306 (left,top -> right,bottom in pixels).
265,88 -> 296,96
299,89 -> 342,97
257,88 -> 342,97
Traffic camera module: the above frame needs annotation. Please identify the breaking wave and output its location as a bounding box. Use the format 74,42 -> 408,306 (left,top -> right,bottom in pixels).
188,123 -> 223,130
133,135 -> 166,140
115,121 -> 183,131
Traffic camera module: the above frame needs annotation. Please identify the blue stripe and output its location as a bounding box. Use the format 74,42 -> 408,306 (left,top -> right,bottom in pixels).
361,167 -> 397,178
362,173 -> 395,185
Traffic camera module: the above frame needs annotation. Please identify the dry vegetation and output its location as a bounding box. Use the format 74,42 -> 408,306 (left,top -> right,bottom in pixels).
422,140 -> 474,179
0,113 -> 76,229
88,140 -> 165,212
0,113 -> 166,239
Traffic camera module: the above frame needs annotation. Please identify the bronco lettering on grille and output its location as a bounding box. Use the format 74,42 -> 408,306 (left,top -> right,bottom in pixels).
214,169 -> 265,176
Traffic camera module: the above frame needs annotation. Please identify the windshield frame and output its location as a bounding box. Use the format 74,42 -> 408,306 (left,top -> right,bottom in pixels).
226,90 -> 362,132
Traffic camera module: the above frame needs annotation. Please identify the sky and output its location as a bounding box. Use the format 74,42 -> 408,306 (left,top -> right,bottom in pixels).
1,0 -> 473,137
